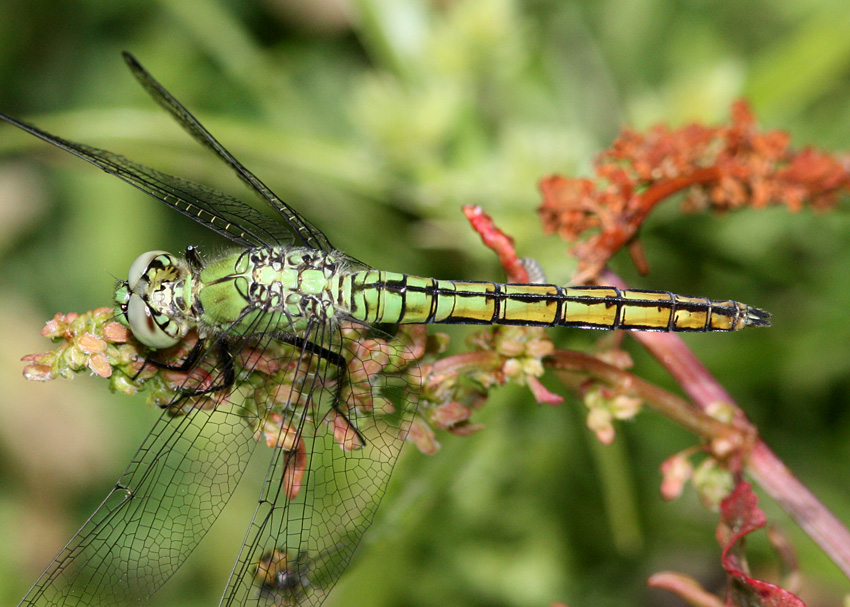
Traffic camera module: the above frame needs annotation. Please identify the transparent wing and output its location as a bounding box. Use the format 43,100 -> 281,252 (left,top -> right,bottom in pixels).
219,321 -> 418,607
17,314 -> 418,607
0,112 -> 289,248
122,52 -> 334,252
18,407 -> 255,606
16,320 -> 281,607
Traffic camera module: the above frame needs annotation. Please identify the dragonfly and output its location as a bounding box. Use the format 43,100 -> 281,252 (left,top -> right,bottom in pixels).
2,53 -> 770,607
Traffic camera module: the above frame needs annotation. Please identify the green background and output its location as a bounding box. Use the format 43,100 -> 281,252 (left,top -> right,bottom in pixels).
1,1 -> 849,605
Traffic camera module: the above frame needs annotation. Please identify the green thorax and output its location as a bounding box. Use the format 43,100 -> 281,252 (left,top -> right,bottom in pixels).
197,247 -> 345,335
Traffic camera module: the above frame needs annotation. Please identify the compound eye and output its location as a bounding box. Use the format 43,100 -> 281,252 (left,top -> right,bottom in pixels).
128,250 -> 171,291
126,292 -> 180,349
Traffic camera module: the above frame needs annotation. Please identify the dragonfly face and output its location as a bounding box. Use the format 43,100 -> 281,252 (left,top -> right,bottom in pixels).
4,52 -> 768,607
118,250 -> 195,349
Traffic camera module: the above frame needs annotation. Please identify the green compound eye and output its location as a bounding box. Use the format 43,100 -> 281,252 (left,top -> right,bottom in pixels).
126,289 -> 179,349
128,250 -> 170,291
126,250 -> 180,349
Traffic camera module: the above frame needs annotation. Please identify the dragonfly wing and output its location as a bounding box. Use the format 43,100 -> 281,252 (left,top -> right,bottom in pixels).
17,334 -> 271,606
0,112 -> 292,248
123,52 -> 334,253
219,321 -> 418,607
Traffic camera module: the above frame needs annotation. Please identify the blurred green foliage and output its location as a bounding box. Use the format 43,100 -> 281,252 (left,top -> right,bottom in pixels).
1,1 -> 849,606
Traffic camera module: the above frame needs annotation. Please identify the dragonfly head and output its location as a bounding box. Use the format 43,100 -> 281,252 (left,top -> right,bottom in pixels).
115,250 -> 190,350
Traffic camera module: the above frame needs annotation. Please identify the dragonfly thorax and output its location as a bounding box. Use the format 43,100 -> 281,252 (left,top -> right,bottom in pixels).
197,246 -> 347,336
116,250 -> 197,349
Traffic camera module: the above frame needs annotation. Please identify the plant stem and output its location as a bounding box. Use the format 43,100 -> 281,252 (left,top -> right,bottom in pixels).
593,269 -> 850,580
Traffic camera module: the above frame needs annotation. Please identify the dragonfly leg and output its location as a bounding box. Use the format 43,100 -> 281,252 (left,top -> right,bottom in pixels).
277,332 -> 367,447
171,339 -> 235,400
137,338 -> 237,403
141,337 -> 208,374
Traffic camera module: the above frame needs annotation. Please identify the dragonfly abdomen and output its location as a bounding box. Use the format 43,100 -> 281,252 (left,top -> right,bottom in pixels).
343,271 -> 770,332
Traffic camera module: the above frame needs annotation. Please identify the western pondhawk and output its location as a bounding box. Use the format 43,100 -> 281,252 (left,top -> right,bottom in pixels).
3,53 -> 769,607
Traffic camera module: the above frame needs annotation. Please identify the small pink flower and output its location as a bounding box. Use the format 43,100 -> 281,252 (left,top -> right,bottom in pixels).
660,452 -> 694,501
103,322 -> 132,342
22,363 -> 54,381
78,332 -> 107,354
431,401 -> 472,427
87,354 -> 113,378
407,418 -> 440,455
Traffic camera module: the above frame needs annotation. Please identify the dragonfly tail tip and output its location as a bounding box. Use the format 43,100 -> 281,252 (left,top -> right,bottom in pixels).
745,306 -> 771,328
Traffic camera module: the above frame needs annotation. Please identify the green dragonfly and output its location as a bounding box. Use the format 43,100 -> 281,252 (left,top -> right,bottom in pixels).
3,53 -> 769,607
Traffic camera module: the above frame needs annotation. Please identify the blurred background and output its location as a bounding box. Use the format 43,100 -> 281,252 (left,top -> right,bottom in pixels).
1,1 -> 849,605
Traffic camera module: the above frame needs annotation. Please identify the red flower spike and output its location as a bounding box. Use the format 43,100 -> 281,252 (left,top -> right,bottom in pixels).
718,483 -> 806,607
462,204 -> 530,283
408,417 -> 441,455
539,100 -> 850,281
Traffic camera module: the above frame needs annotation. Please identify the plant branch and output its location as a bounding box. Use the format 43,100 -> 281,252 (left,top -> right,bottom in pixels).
593,269 -> 850,580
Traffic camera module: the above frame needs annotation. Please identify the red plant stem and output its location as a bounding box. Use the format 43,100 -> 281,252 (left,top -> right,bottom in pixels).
462,204 -> 530,283
428,349 -> 503,381
630,167 -> 721,226
547,350 -> 741,444
597,269 -> 850,579
580,168 -> 721,277
748,442 -> 850,578
632,328 -> 751,427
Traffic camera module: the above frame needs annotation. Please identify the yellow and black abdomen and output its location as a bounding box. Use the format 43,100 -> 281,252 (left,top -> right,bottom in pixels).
341,271 -> 770,332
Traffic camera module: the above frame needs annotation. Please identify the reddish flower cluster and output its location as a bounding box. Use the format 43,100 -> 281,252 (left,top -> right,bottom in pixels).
539,100 -> 850,281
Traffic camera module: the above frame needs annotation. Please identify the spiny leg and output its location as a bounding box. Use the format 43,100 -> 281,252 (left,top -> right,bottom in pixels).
139,338 -> 237,403
175,339 -> 235,399
277,331 -> 367,447
127,338 -> 207,389
141,337 -> 208,374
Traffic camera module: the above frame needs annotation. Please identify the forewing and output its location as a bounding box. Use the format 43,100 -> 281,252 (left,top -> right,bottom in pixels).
219,321 -> 418,607
123,52 -> 334,252
0,111 -> 287,248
